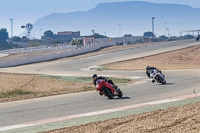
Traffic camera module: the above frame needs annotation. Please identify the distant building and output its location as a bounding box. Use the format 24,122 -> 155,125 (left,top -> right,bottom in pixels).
95,36 -> 143,45
143,36 -> 152,43
83,37 -> 95,45
57,31 -> 80,40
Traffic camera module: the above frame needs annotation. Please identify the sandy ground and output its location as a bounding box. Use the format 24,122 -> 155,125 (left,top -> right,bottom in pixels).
0,73 -> 94,103
41,102 -> 200,133
105,44 -> 200,70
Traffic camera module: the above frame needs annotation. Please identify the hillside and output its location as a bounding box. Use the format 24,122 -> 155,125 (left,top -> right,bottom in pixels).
31,1 -> 200,38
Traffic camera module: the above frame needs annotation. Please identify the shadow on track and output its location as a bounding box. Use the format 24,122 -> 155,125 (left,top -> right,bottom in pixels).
157,82 -> 174,85
163,83 -> 174,85
110,97 -> 131,100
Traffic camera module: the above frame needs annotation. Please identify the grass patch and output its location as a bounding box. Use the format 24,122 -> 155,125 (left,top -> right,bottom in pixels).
91,66 -> 107,71
83,86 -> 94,91
0,89 -> 36,98
40,75 -> 92,83
111,77 -> 132,87
40,75 -> 132,87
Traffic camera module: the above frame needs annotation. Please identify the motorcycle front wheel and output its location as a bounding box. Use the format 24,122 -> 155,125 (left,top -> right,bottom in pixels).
117,90 -> 123,98
162,81 -> 166,84
103,87 -> 113,99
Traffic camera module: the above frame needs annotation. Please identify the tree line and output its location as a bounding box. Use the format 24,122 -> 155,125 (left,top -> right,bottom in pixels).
0,28 -> 197,50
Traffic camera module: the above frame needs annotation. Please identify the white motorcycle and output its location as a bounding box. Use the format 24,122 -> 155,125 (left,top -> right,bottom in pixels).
150,69 -> 166,84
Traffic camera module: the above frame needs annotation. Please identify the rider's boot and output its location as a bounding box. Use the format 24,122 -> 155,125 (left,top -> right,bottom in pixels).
113,85 -> 120,95
114,85 -> 120,90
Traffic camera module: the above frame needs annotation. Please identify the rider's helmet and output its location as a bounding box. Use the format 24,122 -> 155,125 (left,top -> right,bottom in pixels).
92,74 -> 97,80
146,65 -> 150,70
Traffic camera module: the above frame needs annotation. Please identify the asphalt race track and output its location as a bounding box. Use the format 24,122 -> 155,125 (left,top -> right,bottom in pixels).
0,40 -> 200,128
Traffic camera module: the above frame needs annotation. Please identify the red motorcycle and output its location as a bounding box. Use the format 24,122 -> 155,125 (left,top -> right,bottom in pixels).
96,79 -> 123,99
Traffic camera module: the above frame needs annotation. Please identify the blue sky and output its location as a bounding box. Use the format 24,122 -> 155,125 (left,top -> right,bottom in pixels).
0,0 -> 200,37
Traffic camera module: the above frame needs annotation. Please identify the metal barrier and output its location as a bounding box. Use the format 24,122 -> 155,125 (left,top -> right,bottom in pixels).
0,42 -> 115,68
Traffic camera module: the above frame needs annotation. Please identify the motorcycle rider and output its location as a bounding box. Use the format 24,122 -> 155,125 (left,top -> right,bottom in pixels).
146,65 -> 163,83
196,35 -> 200,41
92,74 -> 119,95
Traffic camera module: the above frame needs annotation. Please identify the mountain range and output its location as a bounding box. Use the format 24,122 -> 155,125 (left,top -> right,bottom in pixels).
29,1 -> 200,38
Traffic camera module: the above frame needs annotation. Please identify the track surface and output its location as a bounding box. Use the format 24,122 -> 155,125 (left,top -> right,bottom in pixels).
0,40 -> 200,127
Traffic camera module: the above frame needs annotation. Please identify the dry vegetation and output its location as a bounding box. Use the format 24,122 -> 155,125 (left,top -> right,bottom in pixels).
41,102 -> 200,133
0,73 -> 94,103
